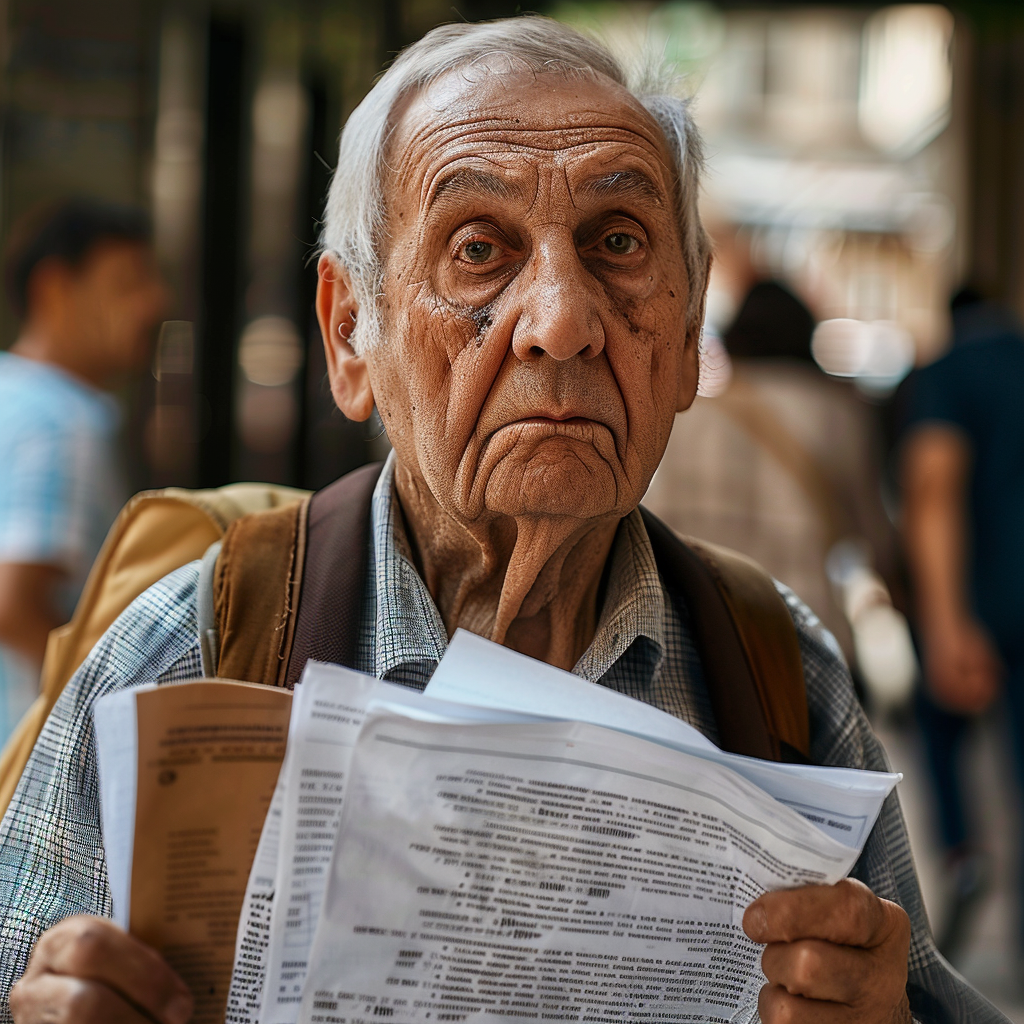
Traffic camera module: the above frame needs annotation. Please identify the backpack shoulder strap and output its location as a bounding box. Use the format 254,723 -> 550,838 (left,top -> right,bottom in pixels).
284,462 -> 384,687
0,483 -> 309,821
212,462 -> 383,688
213,495 -> 310,687
641,508 -> 810,762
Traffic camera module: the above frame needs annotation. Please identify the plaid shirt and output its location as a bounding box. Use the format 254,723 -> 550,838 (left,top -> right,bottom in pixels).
0,457 -> 1006,1022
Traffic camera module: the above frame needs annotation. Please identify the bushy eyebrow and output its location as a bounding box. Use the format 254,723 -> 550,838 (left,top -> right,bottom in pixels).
575,170 -> 665,207
428,168 -> 525,209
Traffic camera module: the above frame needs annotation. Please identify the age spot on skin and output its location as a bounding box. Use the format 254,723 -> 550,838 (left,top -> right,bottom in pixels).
615,302 -> 642,336
470,303 -> 495,348
431,294 -> 495,351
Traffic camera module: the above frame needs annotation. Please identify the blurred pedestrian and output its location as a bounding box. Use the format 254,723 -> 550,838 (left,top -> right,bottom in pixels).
900,287 -> 1024,958
645,279 -> 908,701
0,198 -> 166,743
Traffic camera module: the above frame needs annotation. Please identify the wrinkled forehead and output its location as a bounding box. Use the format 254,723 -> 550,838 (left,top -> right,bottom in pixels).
384,68 -> 677,210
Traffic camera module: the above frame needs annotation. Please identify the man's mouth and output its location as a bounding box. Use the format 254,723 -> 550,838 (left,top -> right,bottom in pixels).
486,416 -> 609,447
513,415 -> 593,427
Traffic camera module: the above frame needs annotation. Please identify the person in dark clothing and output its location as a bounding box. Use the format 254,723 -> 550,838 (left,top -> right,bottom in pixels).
722,279 -> 817,363
901,287 -> 1024,958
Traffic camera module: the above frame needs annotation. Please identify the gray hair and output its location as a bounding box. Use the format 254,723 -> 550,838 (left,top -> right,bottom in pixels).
321,16 -> 711,351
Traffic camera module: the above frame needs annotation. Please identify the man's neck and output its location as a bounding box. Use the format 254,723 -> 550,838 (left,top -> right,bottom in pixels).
393,460 -> 619,671
11,330 -> 108,390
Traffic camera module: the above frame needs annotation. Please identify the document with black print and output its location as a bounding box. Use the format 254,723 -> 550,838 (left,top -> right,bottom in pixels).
94,679 -> 292,1024
426,631 -> 900,851
297,712 -> 883,1024
236,663 -> 547,1024
223,643 -> 898,1024
226,767 -> 288,1023
256,662 -> 382,1024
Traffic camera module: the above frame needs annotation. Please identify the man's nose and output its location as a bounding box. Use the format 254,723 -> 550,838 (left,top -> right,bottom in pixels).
511,235 -> 604,362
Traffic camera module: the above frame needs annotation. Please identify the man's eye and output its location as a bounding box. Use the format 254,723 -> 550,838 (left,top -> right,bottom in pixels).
459,239 -> 498,264
604,232 -> 639,256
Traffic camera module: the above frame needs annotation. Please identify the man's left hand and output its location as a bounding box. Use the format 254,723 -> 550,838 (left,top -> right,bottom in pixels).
743,878 -> 912,1023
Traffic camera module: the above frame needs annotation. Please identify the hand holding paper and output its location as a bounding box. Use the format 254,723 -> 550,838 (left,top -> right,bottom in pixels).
10,915 -> 194,1024
745,879 -> 913,1023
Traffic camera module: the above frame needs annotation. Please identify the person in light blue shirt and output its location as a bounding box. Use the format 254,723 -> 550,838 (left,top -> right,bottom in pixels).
0,199 -> 167,742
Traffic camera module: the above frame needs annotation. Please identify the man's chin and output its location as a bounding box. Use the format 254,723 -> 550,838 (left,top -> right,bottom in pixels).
481,447 -> 621,520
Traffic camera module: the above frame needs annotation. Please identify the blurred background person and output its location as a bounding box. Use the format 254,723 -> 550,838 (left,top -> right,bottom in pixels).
644,230 -> 911,710
900,287 -> 1024,960
0,199 -> 166,743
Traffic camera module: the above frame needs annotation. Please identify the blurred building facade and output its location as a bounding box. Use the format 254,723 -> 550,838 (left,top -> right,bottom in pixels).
1,0 -> 1024,493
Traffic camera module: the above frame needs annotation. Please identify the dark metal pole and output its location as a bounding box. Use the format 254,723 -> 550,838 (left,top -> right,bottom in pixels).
197,17 -> 246,487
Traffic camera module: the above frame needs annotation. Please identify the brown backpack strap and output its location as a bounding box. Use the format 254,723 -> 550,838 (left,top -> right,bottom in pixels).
213,463 -> 383,688
214,496 -> 310,686
642,508 -> 810,762
284,462 -> 383,688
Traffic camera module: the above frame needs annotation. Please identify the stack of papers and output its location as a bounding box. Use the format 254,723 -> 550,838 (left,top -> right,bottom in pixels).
221,630 -> 899,1024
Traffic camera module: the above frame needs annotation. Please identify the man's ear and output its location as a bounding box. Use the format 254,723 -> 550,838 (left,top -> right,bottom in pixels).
317,252 -> 376,422
676,255 -> 712,413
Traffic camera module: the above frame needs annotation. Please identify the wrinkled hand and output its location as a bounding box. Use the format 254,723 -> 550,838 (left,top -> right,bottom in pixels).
743,879 -> 912,1023
924,616 -> 1002,715
10,915 -> 192,1024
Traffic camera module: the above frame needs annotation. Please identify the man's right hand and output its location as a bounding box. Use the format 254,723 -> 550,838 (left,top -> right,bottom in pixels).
901,424 -> 1002,717
924,615 -> 1003,715
10,915 -> 192,1024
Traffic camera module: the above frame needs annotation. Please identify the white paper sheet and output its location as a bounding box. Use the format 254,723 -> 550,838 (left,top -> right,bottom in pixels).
426,631 -> 900,849
299,712 -> 860,1024
94,683 -> 154,928
257,662 -> 383,1024
240,669 -> 560,1024
427,629 -> 717,751
237,636 -> 900,1023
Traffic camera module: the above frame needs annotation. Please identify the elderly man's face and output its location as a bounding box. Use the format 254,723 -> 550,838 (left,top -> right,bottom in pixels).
348,70 -> 699,524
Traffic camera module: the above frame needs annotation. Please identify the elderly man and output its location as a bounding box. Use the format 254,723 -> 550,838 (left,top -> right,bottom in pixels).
0,17 -> 1005,1024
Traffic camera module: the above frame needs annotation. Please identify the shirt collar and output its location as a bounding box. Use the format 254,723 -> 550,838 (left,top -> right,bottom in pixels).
370,454 -> 449,680
571,508 -> 666,682
368,453 -> 666,684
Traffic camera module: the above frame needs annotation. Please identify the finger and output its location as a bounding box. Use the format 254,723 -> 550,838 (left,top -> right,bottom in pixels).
744,879 -> 896,947
28,917 -> 192,1024
10,970 -> 160,1024
761,939 -> 871,1004
757,983 -> 846,1024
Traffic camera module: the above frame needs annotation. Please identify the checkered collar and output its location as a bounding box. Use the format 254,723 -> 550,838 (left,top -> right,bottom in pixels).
367,454 -> 666,683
